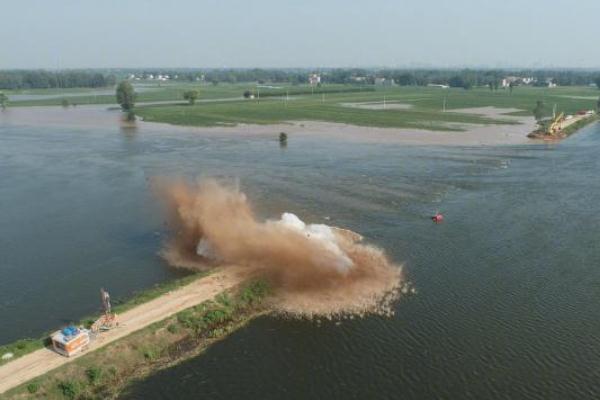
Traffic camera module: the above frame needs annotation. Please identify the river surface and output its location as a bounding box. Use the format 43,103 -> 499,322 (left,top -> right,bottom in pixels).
1,107 -> 600,399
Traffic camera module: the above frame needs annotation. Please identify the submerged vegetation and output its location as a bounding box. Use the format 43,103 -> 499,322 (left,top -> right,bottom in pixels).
279,132 -> 288,146
2,280 -> 270,399
116,81 -> 136,111
0,92 -> 7,109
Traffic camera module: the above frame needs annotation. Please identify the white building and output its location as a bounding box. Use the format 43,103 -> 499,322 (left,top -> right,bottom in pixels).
427,84 -> 449,89
501,76 -> 535,88
308,74 -> 321,86
501,76 -> 519,88
522,77 -> 534,85
375,78 -> 395,86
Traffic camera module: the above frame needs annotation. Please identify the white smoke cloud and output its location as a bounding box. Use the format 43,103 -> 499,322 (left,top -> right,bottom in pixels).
197,212 -> 354,273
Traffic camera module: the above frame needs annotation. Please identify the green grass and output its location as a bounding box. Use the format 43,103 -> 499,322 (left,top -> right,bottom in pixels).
0,271 -> 206,367
133,85 -> 599,132
6,83 -> 599,132
562,114 -> 599,137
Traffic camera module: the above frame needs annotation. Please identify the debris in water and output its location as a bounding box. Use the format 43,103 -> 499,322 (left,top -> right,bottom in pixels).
431,213 -> 444,223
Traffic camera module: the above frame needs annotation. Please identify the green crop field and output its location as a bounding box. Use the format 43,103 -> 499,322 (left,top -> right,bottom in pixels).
135,85 -> 600,131
5,83 -> 599,131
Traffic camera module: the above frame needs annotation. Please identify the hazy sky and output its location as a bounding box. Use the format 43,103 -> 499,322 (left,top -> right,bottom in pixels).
2,0 -> 600,69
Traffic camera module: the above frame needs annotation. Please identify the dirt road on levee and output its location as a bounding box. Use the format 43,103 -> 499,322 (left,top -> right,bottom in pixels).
0,269 -> 241,395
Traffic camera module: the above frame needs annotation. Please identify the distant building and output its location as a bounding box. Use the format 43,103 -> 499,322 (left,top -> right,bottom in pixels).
375,77 -> 395,86
546,78 -> 557,88
501,76 -> 519,88
501,76 -> 535,88
427,83 -> 449,89
308,74 -> 321,86
522,77 -> 534,85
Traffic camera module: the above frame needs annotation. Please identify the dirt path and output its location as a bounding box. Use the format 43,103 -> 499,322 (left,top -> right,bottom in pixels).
0,268 -> 242,395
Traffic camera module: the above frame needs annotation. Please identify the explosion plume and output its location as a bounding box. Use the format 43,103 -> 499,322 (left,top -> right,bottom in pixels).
156,179 -> 404,317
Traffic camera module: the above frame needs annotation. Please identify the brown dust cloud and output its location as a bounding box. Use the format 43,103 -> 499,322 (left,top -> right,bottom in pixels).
155,178 -> 406,318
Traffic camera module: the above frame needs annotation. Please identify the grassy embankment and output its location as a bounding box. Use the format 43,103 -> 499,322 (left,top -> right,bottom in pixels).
0,272 -> 207,368
2,280 -> 269,400
135,85 -> 600,132
562,114 -> 599,137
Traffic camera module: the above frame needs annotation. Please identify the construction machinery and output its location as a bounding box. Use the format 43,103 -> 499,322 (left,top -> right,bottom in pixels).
49,288 -> 119,357
547,112 -> 565,135
90,288 -> 119,332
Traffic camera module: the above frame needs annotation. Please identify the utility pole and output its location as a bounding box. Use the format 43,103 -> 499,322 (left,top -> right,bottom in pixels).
56,56 -> 61,89
443,96 -> 447,112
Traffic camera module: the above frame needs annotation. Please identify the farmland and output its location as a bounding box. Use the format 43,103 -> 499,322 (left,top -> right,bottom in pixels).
135,84 -> 600,131
5,82 -> 599,132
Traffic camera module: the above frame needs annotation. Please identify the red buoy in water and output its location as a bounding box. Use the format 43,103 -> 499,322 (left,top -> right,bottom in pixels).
431,213 -> 444,223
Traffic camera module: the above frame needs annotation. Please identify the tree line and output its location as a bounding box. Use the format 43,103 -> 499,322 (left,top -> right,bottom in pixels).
0,70 -> 117,90
2,68 -> 600,90
133,68 -> 600,88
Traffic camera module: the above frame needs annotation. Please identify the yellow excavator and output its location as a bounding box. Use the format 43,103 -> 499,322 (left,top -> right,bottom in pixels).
547,112 -> 564,135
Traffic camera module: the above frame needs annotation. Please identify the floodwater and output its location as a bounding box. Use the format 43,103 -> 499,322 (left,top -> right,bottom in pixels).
1,107 -> 600,399
7,85 -> 156,102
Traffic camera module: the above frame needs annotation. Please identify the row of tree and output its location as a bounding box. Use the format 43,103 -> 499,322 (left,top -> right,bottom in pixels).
0,71 -> 117,90
142,68 -> 600,89
4,68 -> 600,91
